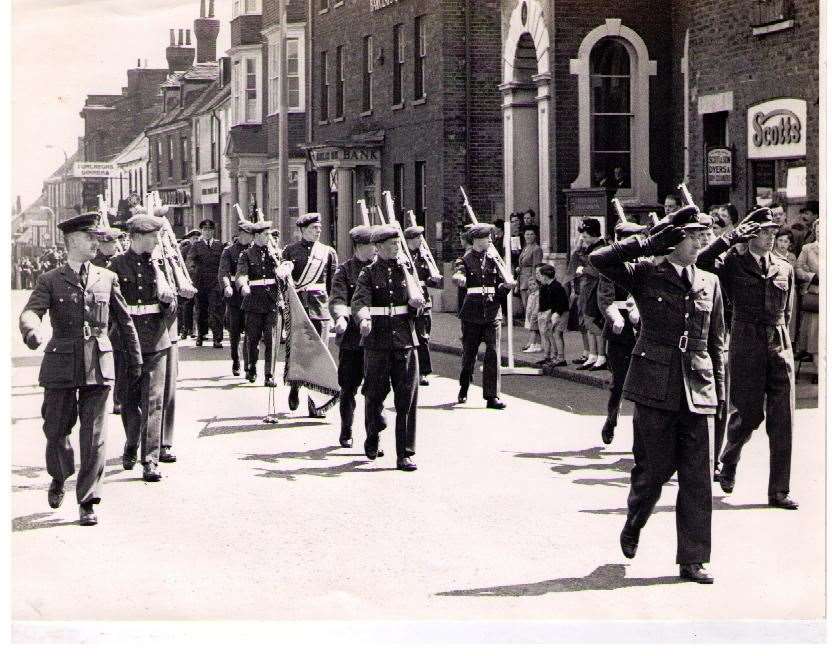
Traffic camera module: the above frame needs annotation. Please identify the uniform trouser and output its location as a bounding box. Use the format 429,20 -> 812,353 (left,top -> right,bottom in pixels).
122,349 -> 168,466
338,348 -> 365,439
628,403 -> 712,565
42,385 -> 110,505
720,322 -> 794,498
605,340 -> 632,429
161,344 -> 178,449
415,312 -> 433,376
178,296 -> 195,337
226,304 -> 247,369
459,320 -> 500,399
113,349 -> 127,408
363,348 -> 418,459
713,350 -> 730,470
196,287 -> 224,343
246,310 -> 277,377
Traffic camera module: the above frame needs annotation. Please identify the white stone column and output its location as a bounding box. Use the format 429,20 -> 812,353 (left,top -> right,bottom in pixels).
336,167 -> 353,261
500,83 -> 515,224
317,166 -> 331,245
534,72 -> 552,253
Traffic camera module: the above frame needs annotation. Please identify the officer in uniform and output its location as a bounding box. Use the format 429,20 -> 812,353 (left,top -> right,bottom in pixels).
330,225 -> 376,448
452,223 -> 512,409
697,208 -> 798,510
19,213 -> 142,525
589,206 -> 726,584
352,225 -> 425,471
597,221 -> 644,444
237,221 -> 291,386
219,222 -> 255,376
159,249 -> 181,465
282,212 -> 338,416
109,215 -> 177,482
405,225 -> 443,386
186,219 -> 225,348
178,230 -> 200,339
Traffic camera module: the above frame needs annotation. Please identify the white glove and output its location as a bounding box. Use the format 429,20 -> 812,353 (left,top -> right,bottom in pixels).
240,284 -> 251,297
612,315 -> 625,335
359,319 -> 372,337
223,284 -> 233,299
334,316 -> 349,336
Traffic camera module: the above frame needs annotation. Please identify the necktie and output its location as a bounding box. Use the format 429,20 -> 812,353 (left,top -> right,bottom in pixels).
79,264 -> 88,289
681,266 -> 692,289
760,256 -> 768,275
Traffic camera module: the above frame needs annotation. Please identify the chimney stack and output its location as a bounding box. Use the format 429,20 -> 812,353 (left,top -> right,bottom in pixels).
166,25 -> 196,72
169,29 -> 175,46
194,0 -> 220,64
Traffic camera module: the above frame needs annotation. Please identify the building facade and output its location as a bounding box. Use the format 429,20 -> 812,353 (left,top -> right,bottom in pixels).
106,133 -> 149,210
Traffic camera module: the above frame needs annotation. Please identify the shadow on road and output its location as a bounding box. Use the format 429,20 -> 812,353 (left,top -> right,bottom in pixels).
436,563 -> 682,596
196,414 -> 329,437
12,512 -> 79,532
581,497 -> 773,516
241,446 -> 398,480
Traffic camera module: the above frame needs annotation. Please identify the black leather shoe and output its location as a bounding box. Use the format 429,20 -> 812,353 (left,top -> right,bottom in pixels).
680,563 -> 714,584
112,402 -> 122,415
719,464 -> 736,494
768,493 -> 799,510
195,338 -> 203,347
486,397 -> 507,410
397,457 -> 417,472
288,386 -> 299,411
213,341 -> 223,349
457,392 -> 467,404
122,449 -> 138,471
308,398 -> 326,418
364,439 -> 379,461
590,361 -> 608,371
601,420 -> 615,445
576,359 -> 597,370
232,363 -> 240,377
159,447 -> 177,463
264,375 -> 277,388
142,464 -> 162,482
79,503 -> 98,527
572,355 -> 588,364
713,467 -> 721,483
419,376 -> 430,386
620,525 -> 639,559
48,479 -> 64,509
246,369 -> 257,383
339,435 -> 353,448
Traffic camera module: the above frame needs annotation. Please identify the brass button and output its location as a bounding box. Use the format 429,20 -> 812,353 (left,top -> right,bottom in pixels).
657,297 -> 663,302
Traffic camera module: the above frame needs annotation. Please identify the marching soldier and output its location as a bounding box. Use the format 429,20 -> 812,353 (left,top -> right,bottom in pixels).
697,207 -> 798,510
19,213 -> 142,525
237,221 -> 291,386
352,225 -> 425,471
159,248 -> 181,465
186,219 -> 225,348
589,206 -> 726,584
330,225 -> 377,448
109,215 -> 178,482
405,225 -> 443,385
282,212 -> 338,417
219,223 -> 255,376
178,230 -> 200,339
597,221 -> 644,445
452,223 -> 512,409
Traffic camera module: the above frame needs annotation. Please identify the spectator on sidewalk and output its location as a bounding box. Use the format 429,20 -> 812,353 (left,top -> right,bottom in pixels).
535,263 -> 570,367
521,277 -> 542,353
575,218 -> 608,371
795,220 -> 819,380
516,226 -> 543,314
565,238 -> 591,365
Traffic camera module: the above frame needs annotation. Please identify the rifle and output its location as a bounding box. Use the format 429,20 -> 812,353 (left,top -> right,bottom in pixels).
380,191 -> 426,304
356,199 -> 372,226
146,191 -> 197,298
611,198 -> 627,227
406,209 -> 441,279
97,194 -> 124,254
677,182 -> 697,208
459,186 -> 515,284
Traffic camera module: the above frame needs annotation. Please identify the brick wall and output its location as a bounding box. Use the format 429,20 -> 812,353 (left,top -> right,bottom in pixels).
231,14 -> 263,47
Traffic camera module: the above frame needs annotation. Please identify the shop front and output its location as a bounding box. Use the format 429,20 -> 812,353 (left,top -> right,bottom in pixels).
157,187 -> 193,237
193,172 -> 222,237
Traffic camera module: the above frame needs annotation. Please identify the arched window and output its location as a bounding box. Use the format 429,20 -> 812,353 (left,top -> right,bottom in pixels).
590,38 -> 631,189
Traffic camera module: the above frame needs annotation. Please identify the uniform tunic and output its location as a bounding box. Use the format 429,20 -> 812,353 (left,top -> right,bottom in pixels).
591,239 -> 726,565
20,263 -> 142,504
351,257 -> 419,459
282,238 -> 338,325
186,238 -> 225,343
697,238 -> 795,498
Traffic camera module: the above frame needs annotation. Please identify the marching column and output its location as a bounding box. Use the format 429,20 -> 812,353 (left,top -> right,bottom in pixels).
590,206 -> 726,584
186,219 -> 225,348
219,223 -> 255,376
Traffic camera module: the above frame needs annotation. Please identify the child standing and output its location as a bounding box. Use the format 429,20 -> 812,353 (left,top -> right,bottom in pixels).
521,277 -> 542,353
535,264 -> 570,367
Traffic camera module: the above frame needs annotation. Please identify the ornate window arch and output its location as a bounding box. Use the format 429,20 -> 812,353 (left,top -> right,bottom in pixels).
570,19 -> 657,203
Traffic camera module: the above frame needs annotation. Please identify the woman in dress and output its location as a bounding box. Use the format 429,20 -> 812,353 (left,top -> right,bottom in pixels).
795,220 -> 819,379
516,226 -> 543,314
774,229 -> 798,341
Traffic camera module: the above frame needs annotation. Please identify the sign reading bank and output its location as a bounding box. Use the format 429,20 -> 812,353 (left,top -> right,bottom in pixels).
747,98 -> 807,160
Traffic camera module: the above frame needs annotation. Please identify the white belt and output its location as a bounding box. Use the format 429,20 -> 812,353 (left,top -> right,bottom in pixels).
466,286 -> 496,295
369,305 -> 409,316
612,300 -> 634,310
249,278 -> 276,287
298,283 -> 326,293
127,303 -> 161,316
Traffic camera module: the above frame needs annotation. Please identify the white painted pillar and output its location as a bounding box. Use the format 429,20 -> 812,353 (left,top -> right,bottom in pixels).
335,167 -> 353,260
535,72 -> 552,253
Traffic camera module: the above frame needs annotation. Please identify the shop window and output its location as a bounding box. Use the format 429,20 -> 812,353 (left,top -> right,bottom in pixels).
590,38 -> 631,189
414,161 -> 426,224
335,46 -> 345,118
363,35 -> 374,112
393,24 -> 404,106
320,51 -> 329,121
414,16 -> 426,100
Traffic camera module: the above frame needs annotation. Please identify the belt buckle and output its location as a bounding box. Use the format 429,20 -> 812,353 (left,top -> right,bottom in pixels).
678,335 -> 688,352
83,322 -> 92,341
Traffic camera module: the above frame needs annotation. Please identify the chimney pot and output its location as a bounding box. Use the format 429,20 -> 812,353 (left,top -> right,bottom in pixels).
186,29 -> 191,46
178,28 -> 184,46
209,0 -> 215,17
200,0 -> 206,18
169,28 -> 175,46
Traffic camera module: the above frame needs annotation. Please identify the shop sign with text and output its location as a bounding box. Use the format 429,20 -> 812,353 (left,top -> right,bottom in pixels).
706,148 -> 732,187
747,98 -> 806,159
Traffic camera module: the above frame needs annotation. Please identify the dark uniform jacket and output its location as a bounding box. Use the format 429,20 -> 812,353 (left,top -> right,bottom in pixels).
186,238 -> 225,291
457,249 -> 506,324
351,258 -> 418,350
282,239 -> 338,321
237,243 -> 285,314
218,241 -> 247,309
597,277 -> 638,346
409,248 -> 441,311
108,250 -> 177,354
91,251 -> 115,269
590,243 -> 726,415
20,263 -> 142,389
330,256 -> 369,350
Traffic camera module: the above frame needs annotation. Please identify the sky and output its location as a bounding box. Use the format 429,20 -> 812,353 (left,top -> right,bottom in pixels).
11,0 -> 232,210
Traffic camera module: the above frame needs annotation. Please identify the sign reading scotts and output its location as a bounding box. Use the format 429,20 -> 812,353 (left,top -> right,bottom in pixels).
747,98 -> 807,160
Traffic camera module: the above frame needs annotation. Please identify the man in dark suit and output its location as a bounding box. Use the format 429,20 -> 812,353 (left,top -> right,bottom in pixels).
178,230 -> 200,339
19,213 -> 142,525
697,208 -> 798,510
590,206 -> 726,584
405,225 -> 443,386
186,220 -> 225,347
109,216 -> 178,483
452,223 -> 513,409
352,225 -> 425,471
330,225 -> 376,448
219,223 -> 255,376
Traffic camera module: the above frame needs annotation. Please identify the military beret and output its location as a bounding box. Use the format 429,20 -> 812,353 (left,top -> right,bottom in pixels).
126,215 -> 164,234
466,223 -> 494,240
199,219 -> 215,229
614,220 -> 648,238
697,213 -> 714,227
58,212 -> 100,235
184,229 -> 201,238
666,205 -> 705,230
236,221 -> 254,234
371,225 -> 400,243
249,221 -> 273,233
350,225 -> 375,245
741,207 -> 777,230
96,226 -> 123,242
404,225 -> 425,239
296,212 -> 322,228
578,218 -> 601,237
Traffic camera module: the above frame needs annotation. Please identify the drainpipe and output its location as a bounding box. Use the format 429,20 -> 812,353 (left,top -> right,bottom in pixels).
464,0 -> 471,192
212,109 -> 222,233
